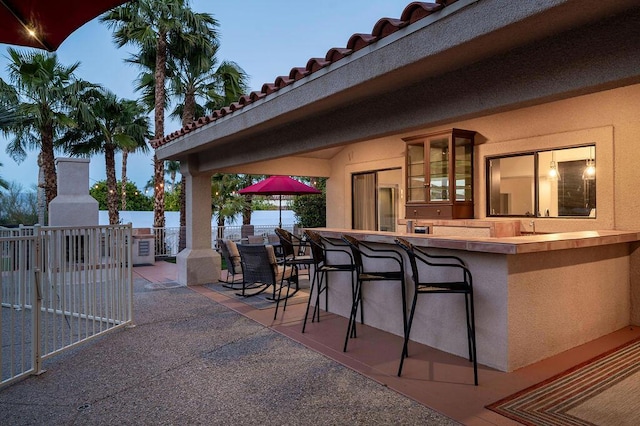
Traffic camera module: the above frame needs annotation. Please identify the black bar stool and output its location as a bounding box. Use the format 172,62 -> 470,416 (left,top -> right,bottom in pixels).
395,237 -> 478,386
341,234 -> 407,353
302,230 -> 356,333
274,228 -> 314,319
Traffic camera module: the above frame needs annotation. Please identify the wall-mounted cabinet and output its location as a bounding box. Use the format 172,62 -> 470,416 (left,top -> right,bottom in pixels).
404,129 -> 475,220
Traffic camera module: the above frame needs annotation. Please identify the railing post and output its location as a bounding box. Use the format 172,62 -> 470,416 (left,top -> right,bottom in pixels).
126,224 -> 135,327
32,225 -> 45,376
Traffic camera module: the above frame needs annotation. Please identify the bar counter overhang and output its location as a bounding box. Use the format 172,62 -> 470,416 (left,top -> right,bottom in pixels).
310,228 -> 640,372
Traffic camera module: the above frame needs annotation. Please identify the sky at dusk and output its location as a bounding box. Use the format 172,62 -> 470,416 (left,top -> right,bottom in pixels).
1,0 -> 412,192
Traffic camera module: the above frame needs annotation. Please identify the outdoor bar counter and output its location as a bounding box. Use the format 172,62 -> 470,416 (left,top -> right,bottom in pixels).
311,227 -> 640,372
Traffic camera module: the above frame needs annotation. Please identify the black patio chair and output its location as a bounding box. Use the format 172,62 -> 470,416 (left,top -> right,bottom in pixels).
341,234 -> 407,353
301,230 -> 357,333
217,238 -> 242,288
236,243 -> 298,320
395,237 -> 477,385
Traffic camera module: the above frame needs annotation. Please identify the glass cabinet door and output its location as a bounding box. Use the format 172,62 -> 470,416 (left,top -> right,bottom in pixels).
407,143 -> 425,202
428,137 -> 450,202
454,136 -> 473,201
404,128 -> 475,220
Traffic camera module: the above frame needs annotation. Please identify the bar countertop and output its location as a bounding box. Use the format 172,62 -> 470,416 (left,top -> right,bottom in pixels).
312,228 -> 640,255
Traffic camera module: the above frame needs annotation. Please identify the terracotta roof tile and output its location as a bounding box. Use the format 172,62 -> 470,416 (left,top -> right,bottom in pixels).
238,95 -> 252,106
372,18 -> 408,38
152,1 -> 457,148
401,2 -> 444,24
346,33 -> 378,52
249,91 -> 267,101
261,82 -> 278,95
290,67 -> 311,81
324,47 -> 353,62
274,75 -> 294,88
306,57 -> 331,73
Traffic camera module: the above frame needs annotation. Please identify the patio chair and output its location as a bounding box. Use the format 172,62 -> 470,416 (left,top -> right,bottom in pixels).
236,243 -> 298,320
341,235 -> 407,353
395,237 -> 477,385
246,235 -> 265,244
274,227 -> 313,282
302,230 -> 356,333
218,239 -> 242,288
267,233 -> 284,258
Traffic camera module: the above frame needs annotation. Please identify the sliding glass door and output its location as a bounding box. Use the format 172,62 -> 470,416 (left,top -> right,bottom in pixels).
352,169 -> 400,231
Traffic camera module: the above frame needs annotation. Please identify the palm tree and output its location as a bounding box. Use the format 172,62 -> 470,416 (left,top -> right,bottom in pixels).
0,163 -> 9,190
165,160 -> 180,190
239,174 -> 264,225
120,102 -> 150,212
0,104 -> 17,129
101,0 -> 219,230
211,174 -> 246,239
64,90 -> 150,224
0,107 -> 14,190
0,48 -> 96,211
169,39 -> 248,251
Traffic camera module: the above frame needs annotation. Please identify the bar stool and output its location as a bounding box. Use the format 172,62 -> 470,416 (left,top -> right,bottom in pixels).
302,230 -> 356,333
341,235 -> 407,353
395,237 -> 478,386
274,228 -> 314,319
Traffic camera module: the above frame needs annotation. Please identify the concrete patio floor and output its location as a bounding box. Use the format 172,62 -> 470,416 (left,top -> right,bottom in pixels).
0,261 -> 457,425
188,263 -> 640,425
1,260 -> 638,425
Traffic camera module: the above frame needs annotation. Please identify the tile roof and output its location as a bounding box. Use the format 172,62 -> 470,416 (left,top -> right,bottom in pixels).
151,1 -> 456,149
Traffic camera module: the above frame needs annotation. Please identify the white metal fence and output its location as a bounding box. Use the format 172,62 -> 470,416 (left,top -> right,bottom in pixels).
152,224 -> 296,257
0,224 -> 133,388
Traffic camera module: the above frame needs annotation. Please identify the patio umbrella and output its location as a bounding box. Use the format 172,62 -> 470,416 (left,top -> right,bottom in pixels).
239,175 -> 321,228
0,0 -> 130,51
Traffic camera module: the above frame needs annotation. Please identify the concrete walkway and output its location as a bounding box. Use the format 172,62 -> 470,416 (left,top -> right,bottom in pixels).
0,264 -> 458,425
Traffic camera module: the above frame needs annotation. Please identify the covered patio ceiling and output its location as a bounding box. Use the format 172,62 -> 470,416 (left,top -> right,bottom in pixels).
155,0 -> 640,177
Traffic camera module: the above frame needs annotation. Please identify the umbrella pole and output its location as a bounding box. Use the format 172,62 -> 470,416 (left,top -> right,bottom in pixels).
279,195 -> 282,228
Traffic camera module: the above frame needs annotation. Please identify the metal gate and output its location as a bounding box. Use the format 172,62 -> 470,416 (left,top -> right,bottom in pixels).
0,224 -> 133,388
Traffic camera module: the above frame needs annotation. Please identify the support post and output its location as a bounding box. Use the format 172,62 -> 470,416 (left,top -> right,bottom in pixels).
176,169 -> 220,285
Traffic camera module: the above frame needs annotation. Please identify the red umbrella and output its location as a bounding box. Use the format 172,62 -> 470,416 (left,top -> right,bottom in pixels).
239,176 -> 321,228
0,0 -> 130,51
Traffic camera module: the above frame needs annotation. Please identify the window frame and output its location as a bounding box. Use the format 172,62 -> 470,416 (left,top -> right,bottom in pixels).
485,144 -> 596,219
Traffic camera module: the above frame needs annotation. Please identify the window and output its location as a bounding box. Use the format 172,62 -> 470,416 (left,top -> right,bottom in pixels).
487,145 -> 596,218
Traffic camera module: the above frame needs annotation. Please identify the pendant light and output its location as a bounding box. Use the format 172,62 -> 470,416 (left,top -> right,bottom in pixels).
583,146 -> 595,180
548,151 -> 558,180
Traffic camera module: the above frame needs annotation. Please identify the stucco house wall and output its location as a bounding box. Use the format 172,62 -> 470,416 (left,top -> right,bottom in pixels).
326,83 -> 640,233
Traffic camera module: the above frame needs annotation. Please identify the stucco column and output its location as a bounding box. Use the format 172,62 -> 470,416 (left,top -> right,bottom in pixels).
176,170 -> 220,285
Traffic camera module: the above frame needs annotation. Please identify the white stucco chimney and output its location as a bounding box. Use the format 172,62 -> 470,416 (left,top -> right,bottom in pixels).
48,158 -> 98,226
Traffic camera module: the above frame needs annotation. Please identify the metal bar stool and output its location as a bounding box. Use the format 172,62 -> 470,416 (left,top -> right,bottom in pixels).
395,237 -> 478,386
302,230 -> 356,333
341,234 -> 407,353
274,228 -> 314,319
